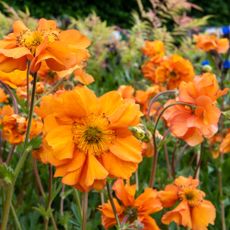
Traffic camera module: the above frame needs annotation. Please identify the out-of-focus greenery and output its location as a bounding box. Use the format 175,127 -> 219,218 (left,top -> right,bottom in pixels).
0,0 -> 229,28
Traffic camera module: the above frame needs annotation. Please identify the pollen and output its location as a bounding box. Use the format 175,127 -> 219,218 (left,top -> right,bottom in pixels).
72,114 -> 115,156
17,29 -> 59,55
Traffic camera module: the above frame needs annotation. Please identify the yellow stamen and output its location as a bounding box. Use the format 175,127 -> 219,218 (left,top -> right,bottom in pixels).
72,114 -> 114,156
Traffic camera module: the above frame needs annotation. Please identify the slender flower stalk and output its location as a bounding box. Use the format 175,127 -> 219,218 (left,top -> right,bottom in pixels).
82,192 -> 88,230
10,203 -> 22,230
149,102 -> 195,187
1,72 -> 37,230
194,143 -> 203,179
106,181 -> 121,229
26,61 -> 31,109
147,90 -> 177,118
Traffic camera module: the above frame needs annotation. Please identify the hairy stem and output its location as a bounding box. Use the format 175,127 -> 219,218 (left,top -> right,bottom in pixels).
106,181 -> 121,228
149,102 -> 194,187
82,192 -> 88,230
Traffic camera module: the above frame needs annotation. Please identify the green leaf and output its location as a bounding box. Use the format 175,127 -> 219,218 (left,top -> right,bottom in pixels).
0,163 -> 15,187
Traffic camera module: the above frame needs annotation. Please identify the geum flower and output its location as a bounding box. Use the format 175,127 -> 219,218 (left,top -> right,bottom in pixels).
99,179 -> 162,230
163,73 -> 228,146
194,34 -> 229,54
155,54 -> 194,89
0,105 -> 42,144
0,18 -> 90,73
158,176 -> 216,230
34,86 -> 142,191
142,40 -> 165,59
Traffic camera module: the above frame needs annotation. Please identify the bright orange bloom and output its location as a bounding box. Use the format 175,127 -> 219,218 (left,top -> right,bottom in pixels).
0,88 -> 8,103
163,73 -> 227,146
220,130 -> 230,154
155,54 -> 194,89
0,18 -> 90,73
99,179 -> 162,229
194,34 -> 229,53
0,70 -> 30,88
0,105 -> 42,144
135,86 -> 161,116
158,176 -> 216,230
35,86 -> 142,191
142,40 -> 165,59
117,85 -> 135,101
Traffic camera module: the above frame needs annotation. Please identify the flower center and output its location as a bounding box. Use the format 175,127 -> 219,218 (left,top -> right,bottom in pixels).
72,114 -> 114,156
179,187 -> 204,207
124,207 -> 138,223
17,30 -> 59,54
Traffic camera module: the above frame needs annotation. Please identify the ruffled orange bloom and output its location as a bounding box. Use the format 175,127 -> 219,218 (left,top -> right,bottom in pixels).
155,54 -> 194,89
220,130 -> 230,154
99,179 -> 162,229
194,34 -> 229,53
0,18 -> 90,73
0,70 -> 30,88
135,86 -> 161,116
0,88 -> 8,103
142,40 -> 165,59
0,105 -> 42,144
117,85 -> 135,101
34,86 -> 142,191
141,57 -> 162,83
158,176 -> 216,230
163,73 -> 228,146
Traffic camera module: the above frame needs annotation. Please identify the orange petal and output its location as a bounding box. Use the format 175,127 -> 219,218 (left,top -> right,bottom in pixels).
191,200 -> 216,229
109,135 -> 142,163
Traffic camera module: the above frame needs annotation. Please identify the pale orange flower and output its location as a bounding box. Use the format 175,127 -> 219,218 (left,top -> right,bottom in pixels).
220,130 -> 230,154
99,179 -> 162,229
155,54 -> 194,89
0,70 -> 31,88
142,40 -> 165,59
158,176 -> 216,230
34,86 -> 142,191
163,73 -> 227,146
0,88 -> 8,103
0,105 -> 42,144
194,34 -> 229,53
135,86 -> 161,116
117,85 -> 135,101
0,18 -> 90,73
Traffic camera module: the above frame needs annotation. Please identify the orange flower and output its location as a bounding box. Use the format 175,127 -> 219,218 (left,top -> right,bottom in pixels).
35,86 -> 142,191
163,73 -> 227,146
220,130 -> 230,154
0,70 -> 31,88
99,179 -> 162,229
0,88 -> 8,103
117,85 -> 135,101
0,105 -> 42,144
0,18 -> 90,73
158,176 -> 216,230
142,40 -> 165,59
155,54 -> 194,89
194,34 -> 229,53
135,86 -> 161,116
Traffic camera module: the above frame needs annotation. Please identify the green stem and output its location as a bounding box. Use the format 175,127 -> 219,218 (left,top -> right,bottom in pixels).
106,181 -> 121,229
149,101 -> 195,187
10,203 -> 22,230
1,73 -> 37,230
26,61 -> 31,110
73,189 -> 82,219
82,192 -> 88,230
